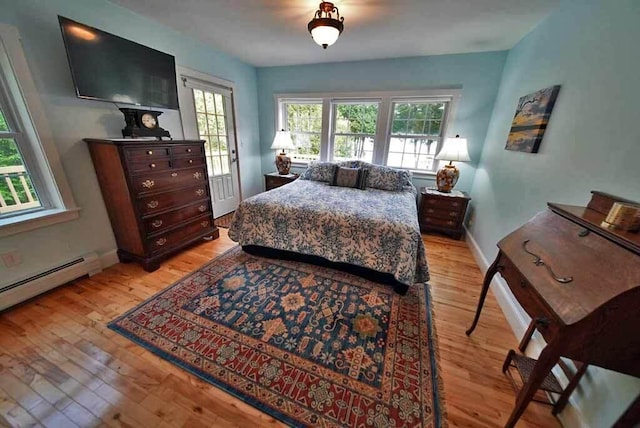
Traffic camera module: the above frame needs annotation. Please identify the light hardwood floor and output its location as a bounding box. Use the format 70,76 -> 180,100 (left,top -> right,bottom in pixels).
0,230 -> 560,427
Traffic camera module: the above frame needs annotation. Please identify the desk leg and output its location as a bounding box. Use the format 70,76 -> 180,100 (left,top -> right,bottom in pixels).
505,344 -> 560,428
466,253 -> 502,336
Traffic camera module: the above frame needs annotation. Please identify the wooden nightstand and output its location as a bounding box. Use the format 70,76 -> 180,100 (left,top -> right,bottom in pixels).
419,187 -> 471,240
265,172 -> 299,191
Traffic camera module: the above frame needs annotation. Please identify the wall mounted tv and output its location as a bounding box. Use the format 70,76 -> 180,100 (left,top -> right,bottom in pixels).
59,16 -> 179,110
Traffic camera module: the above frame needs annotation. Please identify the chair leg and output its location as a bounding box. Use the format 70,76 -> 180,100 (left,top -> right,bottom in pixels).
552,363 -> 589,415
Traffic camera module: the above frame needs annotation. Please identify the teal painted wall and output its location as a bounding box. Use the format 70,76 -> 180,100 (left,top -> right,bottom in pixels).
0,0 -> 261,284
256,52 -> 507,192
468,0 -> 640,425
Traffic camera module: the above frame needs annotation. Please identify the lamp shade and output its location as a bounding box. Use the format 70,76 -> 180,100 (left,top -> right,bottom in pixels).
310,25 -> 340,48
435,135 -> 471,162
270,130 -> 295,151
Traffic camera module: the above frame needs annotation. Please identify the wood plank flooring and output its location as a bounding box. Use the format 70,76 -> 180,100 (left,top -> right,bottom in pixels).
0,230 -> 561,427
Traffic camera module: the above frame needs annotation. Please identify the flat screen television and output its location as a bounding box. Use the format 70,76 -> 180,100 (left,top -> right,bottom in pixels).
59,16 -> 179,110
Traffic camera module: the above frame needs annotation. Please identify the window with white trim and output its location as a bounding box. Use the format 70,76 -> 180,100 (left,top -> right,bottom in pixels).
331,101 -> 379,163
0,25 -> 77,235
386,101 -> 446,171
281,100 -> 322,163
275,90 -> 458,173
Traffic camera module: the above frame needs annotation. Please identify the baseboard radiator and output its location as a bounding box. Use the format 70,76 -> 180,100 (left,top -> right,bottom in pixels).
0,253 -> 101,311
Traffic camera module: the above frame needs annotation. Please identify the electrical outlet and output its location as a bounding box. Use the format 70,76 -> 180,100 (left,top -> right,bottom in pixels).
1,251 -> 22,268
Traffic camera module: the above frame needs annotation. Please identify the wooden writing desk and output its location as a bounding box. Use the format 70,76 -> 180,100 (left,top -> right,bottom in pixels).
466,191 -> 640,427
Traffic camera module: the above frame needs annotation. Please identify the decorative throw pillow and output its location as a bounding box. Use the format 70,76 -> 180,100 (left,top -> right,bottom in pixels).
332,167 -> 368,189
299,161 -> 337,183
366,165 -> 410,191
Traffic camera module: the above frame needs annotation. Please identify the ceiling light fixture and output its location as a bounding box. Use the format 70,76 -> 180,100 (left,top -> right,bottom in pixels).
307,2 -> 344,49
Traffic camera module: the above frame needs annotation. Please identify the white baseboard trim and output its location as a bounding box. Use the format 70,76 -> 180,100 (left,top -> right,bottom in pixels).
99,249 -> 119,270
463,225 -> 588,428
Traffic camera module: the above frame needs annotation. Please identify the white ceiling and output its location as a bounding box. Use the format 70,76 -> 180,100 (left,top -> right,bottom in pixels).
109,0 -> 559,67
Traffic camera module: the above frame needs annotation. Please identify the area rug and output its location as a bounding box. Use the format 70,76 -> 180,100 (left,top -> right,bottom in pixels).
108,247 -> 445,427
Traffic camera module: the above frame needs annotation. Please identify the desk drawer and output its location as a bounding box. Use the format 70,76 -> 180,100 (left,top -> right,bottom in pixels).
133,167 -> 207,195
498,255 -> 561,341
173,156 -> 205,169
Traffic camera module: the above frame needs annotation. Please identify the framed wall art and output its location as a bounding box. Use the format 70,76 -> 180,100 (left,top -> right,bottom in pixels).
505,85 -> 561,153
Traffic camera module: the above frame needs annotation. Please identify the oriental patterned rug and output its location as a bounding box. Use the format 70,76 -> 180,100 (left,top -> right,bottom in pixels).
108,247 -> 445,427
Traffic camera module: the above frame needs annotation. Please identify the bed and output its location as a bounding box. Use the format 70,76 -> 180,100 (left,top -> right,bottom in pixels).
228,161 -> 429,292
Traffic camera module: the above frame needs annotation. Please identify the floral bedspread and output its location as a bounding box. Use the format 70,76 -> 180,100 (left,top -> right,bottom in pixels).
228,180 -> 429,286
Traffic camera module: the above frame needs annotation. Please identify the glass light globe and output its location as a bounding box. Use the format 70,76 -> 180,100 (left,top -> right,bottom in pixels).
311,26 -> 340,48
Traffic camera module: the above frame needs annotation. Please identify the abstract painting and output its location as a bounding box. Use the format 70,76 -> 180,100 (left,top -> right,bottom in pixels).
505,85 -> 561,153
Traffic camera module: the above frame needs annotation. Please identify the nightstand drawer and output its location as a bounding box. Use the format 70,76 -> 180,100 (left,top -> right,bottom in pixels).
422,216 -> 459,229
265,173 -> 298,191
422,206 -> 462,221
423,197 -> 465,211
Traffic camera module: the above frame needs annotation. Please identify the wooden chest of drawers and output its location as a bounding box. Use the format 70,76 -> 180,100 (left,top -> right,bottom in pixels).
419,187 -> 470,240
85,139 -> 219,272
265,172 -> 298,191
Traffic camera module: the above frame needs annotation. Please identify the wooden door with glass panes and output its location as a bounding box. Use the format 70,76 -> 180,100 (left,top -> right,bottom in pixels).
179,76 -> 240,218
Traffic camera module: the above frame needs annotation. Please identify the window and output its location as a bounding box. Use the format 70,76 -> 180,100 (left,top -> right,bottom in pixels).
192,88 -> 229,176
0,25 -> 77,236
386,101 -> 446,171
332,102 -> 379,163
0,106 -> 41,215
281,100 -> 322,162
275,90 -> 459,173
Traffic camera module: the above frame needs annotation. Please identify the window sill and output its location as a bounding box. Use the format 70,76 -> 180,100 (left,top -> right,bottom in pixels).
409,170 -> 437,179
0,207 -> 81,238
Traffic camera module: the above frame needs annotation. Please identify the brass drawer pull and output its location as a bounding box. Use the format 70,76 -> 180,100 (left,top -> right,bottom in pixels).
449,211 -> 457,217
195,189 -> 205,197
193,172 -> 203,180
150,163 -> 156,168
188,159 -> 194,164
147,150 -> 153,155
151,219 -> 163,228
147,200 -> 159,209
198,205 -> 207,212
201,221 -> 209,228
186,148 -> 192,153
522,240 -> 573,284
141,179 -> 154,189
156,238 -> 167,246
171,172 -> 178,177
452,202 -> 460,207
427,208 -> 434,213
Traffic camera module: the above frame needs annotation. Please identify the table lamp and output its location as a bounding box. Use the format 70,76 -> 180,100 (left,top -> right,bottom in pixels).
270,130 -> 295,175
435,135 -> 470,192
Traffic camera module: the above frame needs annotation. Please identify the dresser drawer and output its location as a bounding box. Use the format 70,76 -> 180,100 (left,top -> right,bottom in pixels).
124,147 -> 171,161
422,206 -> 462,221
143,200 -> 212,235
423,196 -> 465,211
171,144 -> 204,157
173,156 -> 205,169
147,215 -> 214,254
498,256 -> 561,341
421,216 -> 459,229
133,167 -> 207,195
138,185 -> 209,215
128,159 -> 172,174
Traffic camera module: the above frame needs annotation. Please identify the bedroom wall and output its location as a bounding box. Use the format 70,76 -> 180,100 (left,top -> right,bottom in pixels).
0,0 -> 261,285
467,0 -> 640,425
256,52 -> 507,192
